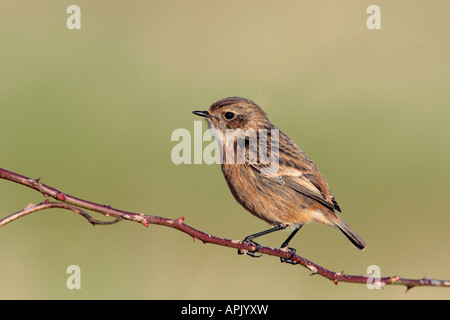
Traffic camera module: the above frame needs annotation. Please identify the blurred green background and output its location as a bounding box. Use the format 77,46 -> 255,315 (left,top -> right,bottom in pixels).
0,1 -> 449,299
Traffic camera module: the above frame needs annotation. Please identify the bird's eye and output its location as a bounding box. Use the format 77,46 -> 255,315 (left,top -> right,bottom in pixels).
224,112 -> 235,120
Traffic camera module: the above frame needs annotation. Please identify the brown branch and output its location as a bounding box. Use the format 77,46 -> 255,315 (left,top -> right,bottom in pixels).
1,167 -> 449,290
0,201 -> 122,228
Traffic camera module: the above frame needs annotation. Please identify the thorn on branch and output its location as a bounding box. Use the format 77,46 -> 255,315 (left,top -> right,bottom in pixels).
57,193 -> 66,201
176,216 -> 185,223
307,264 -> 318,275
28,177 -> 44,193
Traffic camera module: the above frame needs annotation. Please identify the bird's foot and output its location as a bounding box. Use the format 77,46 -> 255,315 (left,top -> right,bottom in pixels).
280,247 -> 299,264
237,237 -> 263,258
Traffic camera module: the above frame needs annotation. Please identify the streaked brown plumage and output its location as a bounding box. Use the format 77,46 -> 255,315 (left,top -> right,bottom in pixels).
193,97 -> 366,254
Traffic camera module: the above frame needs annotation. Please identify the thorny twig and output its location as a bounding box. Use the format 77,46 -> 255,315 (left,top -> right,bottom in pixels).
1,167 -> 449,290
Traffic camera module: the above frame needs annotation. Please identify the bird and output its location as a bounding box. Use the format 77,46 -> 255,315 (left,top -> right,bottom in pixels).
193,97 -> 366,261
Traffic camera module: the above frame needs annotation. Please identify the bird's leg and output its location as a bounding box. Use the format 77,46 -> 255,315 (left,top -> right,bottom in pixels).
238,225 -> 285,258
280,224 -> 303,264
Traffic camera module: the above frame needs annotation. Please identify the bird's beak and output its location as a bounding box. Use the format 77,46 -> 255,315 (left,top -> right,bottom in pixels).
192,110 -> 211,118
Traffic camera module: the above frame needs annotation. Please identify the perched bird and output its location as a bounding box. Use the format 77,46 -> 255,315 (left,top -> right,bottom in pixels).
193,97 -> 365,260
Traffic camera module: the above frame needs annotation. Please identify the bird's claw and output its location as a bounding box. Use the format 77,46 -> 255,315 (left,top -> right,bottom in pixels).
237,238 -> 263,258
280,247 -> 299,264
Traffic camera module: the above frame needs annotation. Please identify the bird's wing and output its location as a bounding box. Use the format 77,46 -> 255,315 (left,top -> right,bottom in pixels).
279,174 -> 338,212
247,131 -> 341,212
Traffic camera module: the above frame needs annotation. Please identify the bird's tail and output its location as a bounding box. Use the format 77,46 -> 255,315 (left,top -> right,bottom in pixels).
326,212 -> 366,250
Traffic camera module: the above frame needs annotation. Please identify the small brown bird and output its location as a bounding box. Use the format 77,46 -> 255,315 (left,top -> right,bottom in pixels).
193,97 -> 366,260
